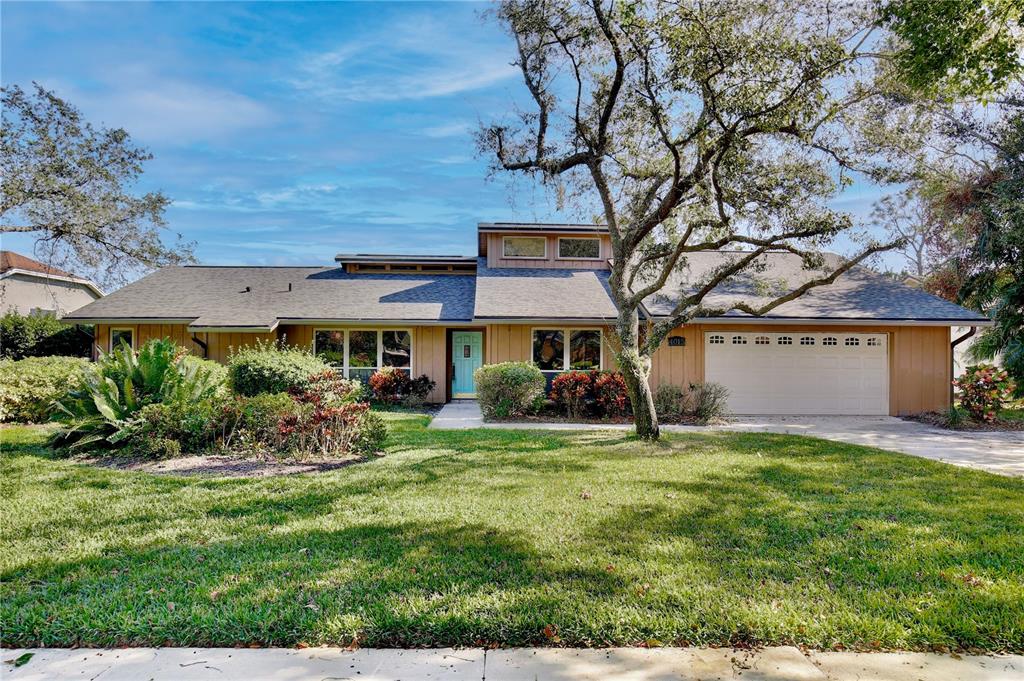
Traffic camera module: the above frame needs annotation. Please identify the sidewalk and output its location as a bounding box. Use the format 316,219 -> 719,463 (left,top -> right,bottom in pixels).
5,647 -> 1022,680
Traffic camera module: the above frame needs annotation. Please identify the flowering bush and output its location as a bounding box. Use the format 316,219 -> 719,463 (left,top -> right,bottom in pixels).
593,371 -> 629,417
550,371 -> 593,418
368,367 -> 435,406
954,364 -> 1015,423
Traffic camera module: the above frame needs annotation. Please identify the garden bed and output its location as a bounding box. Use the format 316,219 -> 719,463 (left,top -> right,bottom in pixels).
903,411 -> 1024,432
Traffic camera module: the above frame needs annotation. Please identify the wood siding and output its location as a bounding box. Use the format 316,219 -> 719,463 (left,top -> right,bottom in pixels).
94,323 -> 275,364
648,323 -> 951,415
486,233 -> 612,269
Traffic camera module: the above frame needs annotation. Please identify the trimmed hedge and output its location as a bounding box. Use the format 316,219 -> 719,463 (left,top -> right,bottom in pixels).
227,341 -> 331,396
475,361 -> 546,418
0,356 -> 88,422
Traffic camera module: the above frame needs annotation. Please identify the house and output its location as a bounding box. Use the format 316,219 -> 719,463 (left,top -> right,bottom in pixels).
0,250 -> 103,317
63,223 -> 991,416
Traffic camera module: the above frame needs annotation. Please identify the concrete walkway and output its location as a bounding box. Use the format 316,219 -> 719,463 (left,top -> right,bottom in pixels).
429,401 -> 1024,477
5,647 -> 1022,680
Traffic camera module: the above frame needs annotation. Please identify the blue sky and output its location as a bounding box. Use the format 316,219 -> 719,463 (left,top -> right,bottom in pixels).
2,1 -> 891,274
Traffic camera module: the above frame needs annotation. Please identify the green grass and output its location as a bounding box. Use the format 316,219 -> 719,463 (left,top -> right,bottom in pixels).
2,415 -> 1023,652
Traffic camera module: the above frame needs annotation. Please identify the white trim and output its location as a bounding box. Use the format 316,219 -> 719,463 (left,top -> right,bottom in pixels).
502,235 -> 548,260
530,326 -> 604,372
0,268 -> 104,297
556,237 -> 603,261
312,327 -> 413,379
109,327 -> 135,351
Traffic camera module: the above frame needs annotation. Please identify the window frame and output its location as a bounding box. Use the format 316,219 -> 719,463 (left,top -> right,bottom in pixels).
502,235 -> 548,260
531,326 -> 604,373
556,236 -> 602,261
312,328 -> 414,379
109,327 -> 135,351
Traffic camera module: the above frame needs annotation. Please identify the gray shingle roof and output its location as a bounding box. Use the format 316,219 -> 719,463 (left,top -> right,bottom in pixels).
65,266 -> 476,329
473,259 -> 619,320
639,251 -> 989,323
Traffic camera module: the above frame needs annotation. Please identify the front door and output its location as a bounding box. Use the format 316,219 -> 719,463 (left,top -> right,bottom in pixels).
452,331 -> 483,398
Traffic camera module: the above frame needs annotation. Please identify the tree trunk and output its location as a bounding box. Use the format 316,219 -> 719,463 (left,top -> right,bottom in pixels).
618,346 -> 660,440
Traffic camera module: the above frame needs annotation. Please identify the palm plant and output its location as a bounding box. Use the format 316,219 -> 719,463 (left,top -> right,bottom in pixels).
52,339 -> 223,451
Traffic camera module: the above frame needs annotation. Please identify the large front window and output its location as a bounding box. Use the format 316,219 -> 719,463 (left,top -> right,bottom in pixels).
533,328 -> 602,373
314,329 -> 411,381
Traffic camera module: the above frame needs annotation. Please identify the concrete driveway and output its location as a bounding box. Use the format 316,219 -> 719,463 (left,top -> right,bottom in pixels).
430,402 -> 1024,477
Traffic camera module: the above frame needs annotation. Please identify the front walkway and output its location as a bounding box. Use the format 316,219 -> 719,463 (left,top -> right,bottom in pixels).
429,401 -> 1024,477
6,647 -> 1022,680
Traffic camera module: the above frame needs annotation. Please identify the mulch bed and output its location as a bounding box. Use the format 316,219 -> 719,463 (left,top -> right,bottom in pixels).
487,413 -> 716,426
903,412 -> 1024,432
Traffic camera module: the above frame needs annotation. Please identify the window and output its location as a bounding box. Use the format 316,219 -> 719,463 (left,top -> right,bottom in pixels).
314,329 -> 412,382
777,336 -> 792,345
823,337 -> 838,346
800,336 -> 815,345
558,237 -> 601,259
731,335 -> 747,345
533,328 -> 602,372
867,337 -> 881,346
754,336 -> 770,345
503,236 -> 546,258
844,337 -> 860,346
110,328 -> 134,350
709,334 -> 725,344
569,330 -> 601,369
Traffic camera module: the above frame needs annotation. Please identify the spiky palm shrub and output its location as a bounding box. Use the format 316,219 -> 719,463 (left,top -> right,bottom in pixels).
52,339 -> 224,452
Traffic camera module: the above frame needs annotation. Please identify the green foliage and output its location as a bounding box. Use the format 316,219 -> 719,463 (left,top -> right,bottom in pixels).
0,310 -> 91,360
52,338 -> 224,452
475,361 -> 546,419
0,356 -> 87,422
227,340 -> 330,397
954,364 -> 1015,422
687,382 -> 731,424
878,0 -> 1023,96
1,83 -> 193,288
943,404 -> 967,429
654,384 -> 686,420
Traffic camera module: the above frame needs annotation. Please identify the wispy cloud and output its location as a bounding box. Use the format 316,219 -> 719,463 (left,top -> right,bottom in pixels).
422,122 -> 472,138
289,14 -> 518,102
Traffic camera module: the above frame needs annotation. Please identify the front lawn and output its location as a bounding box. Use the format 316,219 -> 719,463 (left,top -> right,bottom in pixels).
2,415 -> 1022,651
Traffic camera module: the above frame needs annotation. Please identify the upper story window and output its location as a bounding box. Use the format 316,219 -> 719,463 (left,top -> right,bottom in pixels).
503,236 -> 546,259
558,237 -> 601,260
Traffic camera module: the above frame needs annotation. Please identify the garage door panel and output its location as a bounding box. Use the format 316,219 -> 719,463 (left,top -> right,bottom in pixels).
705,332 -> 889,415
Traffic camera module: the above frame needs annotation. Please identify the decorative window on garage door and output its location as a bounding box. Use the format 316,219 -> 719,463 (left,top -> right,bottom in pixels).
754,336 -> 770,345
823,337 -> 837,346
845,337 -> 860,346
799,336 -> 815,345
709,335 -> 725,344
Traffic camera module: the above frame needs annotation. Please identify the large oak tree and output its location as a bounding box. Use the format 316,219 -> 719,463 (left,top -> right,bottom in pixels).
480,0 -> 910,438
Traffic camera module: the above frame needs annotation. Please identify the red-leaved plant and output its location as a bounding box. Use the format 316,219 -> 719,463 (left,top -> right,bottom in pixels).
953,364 -> 1015,423
593,372 -> 629,417
550,371 -> 593,418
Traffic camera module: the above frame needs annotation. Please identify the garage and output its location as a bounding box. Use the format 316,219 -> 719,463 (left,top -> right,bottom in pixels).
704,331 -> 889,415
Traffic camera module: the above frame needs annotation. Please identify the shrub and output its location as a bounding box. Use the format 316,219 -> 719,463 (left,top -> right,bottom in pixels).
593,371 -> 629,417
0,310 -> 92,360
0,356 -> 88,422
653,384 -> 685,420
227,340 -> 330,396
550,371 -> 593,418
954,364 -> 1015,423
52,339 -> 224,452
475,362 -> 546,419
368,367 -> 435,406
216,392 -> 298,455
687,381 -> 730,424
943,404 -> 967,429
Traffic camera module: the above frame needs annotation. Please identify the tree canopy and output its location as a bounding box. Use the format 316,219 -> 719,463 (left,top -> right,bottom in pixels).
1,83 -> 194,288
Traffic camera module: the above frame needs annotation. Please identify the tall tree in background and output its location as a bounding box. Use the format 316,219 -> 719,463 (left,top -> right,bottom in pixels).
1,83 -> 194,288
481,0 -> 902,438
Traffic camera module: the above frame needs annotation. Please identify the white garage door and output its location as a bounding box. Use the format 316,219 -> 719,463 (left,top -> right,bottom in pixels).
704,332 -> 889,415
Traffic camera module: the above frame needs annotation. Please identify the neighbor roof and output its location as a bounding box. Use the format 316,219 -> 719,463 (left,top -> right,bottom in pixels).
473,259 -> 618,320
64,266 -> 476,330
0,251 -> 75,278
639,251 -> 990,324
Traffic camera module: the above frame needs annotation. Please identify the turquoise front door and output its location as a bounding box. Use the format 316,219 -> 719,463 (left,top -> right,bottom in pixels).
452,331 -> 483,398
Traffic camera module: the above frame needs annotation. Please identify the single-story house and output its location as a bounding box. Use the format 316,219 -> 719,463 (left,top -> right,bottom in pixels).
0,250 -> 104,317
64,223 -> 990,416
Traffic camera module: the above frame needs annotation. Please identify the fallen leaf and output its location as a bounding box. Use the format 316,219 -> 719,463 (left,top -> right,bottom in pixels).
580,490 -> 592,500
4,653 -> 34,668
167,602 -> 175,611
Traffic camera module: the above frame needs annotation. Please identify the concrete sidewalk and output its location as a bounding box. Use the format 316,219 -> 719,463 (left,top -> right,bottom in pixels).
4,647 -> 1022,680
428,402 -> 1024,477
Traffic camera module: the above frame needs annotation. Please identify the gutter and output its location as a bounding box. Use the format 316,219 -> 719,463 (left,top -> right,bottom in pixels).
950,326 -> 978,405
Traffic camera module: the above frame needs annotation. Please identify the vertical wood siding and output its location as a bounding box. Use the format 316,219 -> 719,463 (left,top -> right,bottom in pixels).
93,323 -> 274,363
486,233 -> 612,269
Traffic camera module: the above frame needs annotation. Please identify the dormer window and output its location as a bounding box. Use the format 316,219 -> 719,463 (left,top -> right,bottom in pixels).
503,236 -> 546,258
558,237 -> 601,260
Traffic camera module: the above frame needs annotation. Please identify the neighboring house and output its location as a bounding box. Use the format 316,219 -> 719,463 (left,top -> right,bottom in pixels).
0,251 -> 103,317
64,223 -> 991,416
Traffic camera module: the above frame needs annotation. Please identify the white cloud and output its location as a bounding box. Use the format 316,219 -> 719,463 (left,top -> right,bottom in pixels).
289,14 -> 518,102
422,121 -> 471,138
